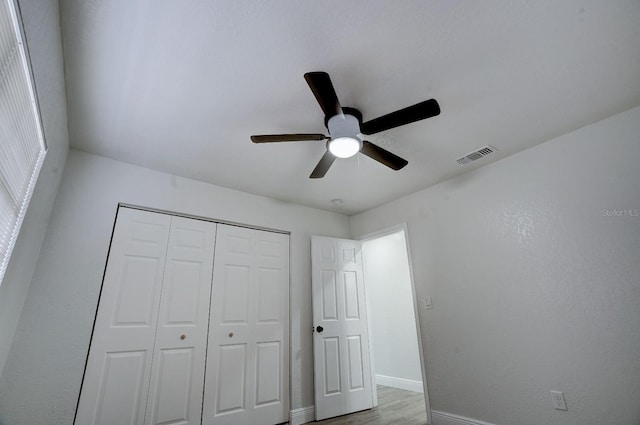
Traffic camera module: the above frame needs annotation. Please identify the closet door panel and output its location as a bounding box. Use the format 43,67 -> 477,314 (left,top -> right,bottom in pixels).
145,217 -> 217,425
203,225 -> 289,425
148,348 -> 194,425
76,208 -> 171,425
91,350 -> 148,425
216,343 -> 247,413
255,341 -> 281,405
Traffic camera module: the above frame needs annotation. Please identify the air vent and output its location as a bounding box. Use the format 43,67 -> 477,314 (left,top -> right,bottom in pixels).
456,145 -> 497,165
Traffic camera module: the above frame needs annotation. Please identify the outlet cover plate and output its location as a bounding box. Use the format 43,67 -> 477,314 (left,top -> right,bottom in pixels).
424,296 -> 433,309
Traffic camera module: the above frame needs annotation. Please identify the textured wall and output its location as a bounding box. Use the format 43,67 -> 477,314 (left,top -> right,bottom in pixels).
351,106 -> 640,425
0,0 -> 69,376
0,150 -> 350,425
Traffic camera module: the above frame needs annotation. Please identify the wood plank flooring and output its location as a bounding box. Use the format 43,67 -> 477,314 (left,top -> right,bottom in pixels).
310,385 -> 428,425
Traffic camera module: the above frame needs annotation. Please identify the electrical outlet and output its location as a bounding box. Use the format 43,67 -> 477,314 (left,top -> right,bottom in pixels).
424,296 -> 433,309
550,390 -> 567,411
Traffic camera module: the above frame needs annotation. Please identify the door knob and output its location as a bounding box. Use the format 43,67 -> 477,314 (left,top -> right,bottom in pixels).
180,334 -> 186,340
315,326 -> 324,333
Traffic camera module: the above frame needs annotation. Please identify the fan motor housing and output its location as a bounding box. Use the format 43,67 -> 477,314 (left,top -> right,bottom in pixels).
328,113 -> 361,139
324,107 -> 363,128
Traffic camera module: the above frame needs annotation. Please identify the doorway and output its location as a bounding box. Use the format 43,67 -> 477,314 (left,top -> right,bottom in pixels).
360,226 -> 431,424
310,229 -> 430,423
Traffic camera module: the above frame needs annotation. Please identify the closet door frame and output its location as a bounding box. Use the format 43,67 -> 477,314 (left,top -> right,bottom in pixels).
75,204 -> 291,425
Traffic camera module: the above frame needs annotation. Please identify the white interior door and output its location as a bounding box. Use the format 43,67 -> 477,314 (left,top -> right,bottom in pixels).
144,216 -> 217,425
76,208 -> 171,425
311,235 -> 373,421
203,224 -> 289,425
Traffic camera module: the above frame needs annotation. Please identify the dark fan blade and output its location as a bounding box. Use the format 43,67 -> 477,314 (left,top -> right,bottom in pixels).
360,99 -> 440,135
304,72 -> 342,118
251,134 -> 327,143
360,140 -> 408,170
309,151 -> 336,178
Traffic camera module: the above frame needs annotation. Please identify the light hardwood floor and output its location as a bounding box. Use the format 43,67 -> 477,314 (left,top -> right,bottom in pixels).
310,385 -> 428,425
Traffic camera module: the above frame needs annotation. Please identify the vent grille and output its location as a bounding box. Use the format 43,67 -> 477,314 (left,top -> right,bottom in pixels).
456,145 -> 497,165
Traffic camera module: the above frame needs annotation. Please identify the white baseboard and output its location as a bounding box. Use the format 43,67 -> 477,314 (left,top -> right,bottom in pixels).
290,406 -> 315,425
431,410 -> 498,425
375,374 -> 423,393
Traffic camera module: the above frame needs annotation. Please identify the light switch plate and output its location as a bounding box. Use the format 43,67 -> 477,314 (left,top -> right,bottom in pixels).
424,296 -> 433,309
550,390 -> 567,411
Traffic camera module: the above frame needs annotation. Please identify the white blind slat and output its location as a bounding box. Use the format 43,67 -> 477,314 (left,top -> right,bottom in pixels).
0,0 -> 47,286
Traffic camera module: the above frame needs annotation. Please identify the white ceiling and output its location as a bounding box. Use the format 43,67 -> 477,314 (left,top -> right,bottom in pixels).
58,0 -> 640,215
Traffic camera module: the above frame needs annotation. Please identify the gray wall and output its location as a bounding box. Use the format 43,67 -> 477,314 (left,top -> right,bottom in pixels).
350,106 -> 640,425
362,231 -> 422,386
0,150 -> 351,425
0,0 -> 68,377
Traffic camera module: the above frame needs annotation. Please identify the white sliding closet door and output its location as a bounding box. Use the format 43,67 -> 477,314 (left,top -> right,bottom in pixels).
76,208 -> 216,425
203,224 -> 289,425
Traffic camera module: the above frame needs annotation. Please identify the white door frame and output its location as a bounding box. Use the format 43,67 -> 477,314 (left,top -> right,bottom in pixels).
357,223 -> 432,425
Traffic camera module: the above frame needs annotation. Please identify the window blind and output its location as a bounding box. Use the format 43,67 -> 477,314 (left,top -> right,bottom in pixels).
0,0 -> 46,286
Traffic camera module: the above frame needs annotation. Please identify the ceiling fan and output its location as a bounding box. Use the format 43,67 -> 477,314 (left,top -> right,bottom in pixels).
251,72 -> 440,178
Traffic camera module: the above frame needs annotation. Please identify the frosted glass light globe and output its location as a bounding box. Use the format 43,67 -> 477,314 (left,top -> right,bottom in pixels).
328,137 -> 361,158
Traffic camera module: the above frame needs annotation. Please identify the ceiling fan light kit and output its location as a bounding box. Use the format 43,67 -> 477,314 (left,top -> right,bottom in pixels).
328,137 -> 361,158
327,113 -> 362,158
251,71 -> 440,178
